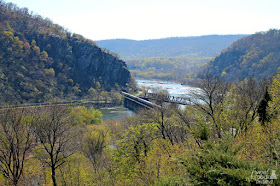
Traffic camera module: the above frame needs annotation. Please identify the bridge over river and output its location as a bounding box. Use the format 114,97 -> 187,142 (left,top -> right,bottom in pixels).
1,92 -> 191,112
122,92 -> 160,111
122,92 -> 191,111
140,93 -> 191,105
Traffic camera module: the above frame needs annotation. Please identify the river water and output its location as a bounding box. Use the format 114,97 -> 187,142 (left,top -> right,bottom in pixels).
136,79 -> 198,97
99,106 -> 134,121
100,79 -> 197,121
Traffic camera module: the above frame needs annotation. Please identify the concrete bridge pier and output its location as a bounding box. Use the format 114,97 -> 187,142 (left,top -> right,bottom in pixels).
124,97 -> 140,111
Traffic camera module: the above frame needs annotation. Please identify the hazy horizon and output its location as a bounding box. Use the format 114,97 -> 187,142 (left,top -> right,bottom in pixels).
94,33 -> 249,41
4,0 -> 280,41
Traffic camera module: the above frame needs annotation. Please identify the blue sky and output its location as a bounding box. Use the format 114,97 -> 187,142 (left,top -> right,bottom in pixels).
4,0 -> 280,40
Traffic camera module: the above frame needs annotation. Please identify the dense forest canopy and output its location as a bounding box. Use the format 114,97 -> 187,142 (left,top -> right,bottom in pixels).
0,0 -> 136,104
200,29 -> 280,81
127,56 -> 210,81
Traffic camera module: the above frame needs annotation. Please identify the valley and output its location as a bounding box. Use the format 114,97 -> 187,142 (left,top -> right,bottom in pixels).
0,0 -> 280,185
96,35 -> 246,83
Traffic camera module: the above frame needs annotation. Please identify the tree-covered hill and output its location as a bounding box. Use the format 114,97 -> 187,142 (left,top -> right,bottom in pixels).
199,29 -> 280,81
0,1 -> 135,104
95,35 -> 247,61
127,56 -> 211,81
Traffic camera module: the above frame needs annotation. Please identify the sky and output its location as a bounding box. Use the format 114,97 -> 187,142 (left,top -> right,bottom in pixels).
4,0 -> 280,41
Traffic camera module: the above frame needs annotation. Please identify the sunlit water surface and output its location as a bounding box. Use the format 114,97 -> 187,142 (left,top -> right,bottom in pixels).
101,79 -> 198,121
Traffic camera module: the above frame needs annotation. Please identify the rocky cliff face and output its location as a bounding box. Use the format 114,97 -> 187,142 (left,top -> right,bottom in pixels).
69,38 -> 131,88
32,33 -> 134,91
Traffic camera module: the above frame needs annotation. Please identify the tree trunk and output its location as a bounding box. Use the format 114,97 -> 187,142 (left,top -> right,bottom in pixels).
51,166 -> 57,186
13,178 -> 18,186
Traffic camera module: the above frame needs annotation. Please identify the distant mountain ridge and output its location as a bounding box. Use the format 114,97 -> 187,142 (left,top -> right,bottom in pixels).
96,35 -> 247,82
96,35 -> 247,60
199,29 -> 280,81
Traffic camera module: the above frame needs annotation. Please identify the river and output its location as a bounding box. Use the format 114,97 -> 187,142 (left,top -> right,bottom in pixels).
136,79 -> 198,97
100,79 -> 197,121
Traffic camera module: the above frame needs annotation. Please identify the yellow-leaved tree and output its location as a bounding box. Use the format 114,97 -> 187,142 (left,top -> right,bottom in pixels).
269,72 -> 280,120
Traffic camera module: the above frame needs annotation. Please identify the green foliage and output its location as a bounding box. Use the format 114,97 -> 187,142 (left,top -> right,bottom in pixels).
116,122 -> 157,159
193,121 -> 211,141
68,106 -> 103,126
40,50 -> 48,62
81,124 -> 110,171
217,80 -> 265,136
113,122 -> 158,180
183,135 -> 270,185
1,79 -> 280,185
87,87 -> 97,97
127,56 -> 210,81
95,81 -> 101,91
56,152 -> 94,185
23,157 -> 52,185
155,176 -> 188,186
31,39 -> 40,55
269,72 -> 280,118
44,68 -> 55,76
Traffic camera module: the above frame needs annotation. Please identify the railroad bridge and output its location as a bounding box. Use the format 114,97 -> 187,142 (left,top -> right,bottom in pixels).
122,92 -> 191,111
122,92 -> 160,111
2,92 -> 191,111
140,93 -> 191,105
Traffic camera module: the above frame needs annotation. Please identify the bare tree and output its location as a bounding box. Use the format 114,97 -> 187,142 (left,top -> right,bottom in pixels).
188,75 -> 268,138
173,107 -> 204,146
82,128 -> 107,171
188,74 -> 229,138
149,90 -> 192,145
32,105 -> 76,186
233,78 -> 268,133
0,108 -> 33,185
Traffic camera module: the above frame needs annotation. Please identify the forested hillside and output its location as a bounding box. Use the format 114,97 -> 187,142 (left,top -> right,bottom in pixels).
200,29 -> 280,81
127,56 -> 211,81
0,1 -> 135,104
